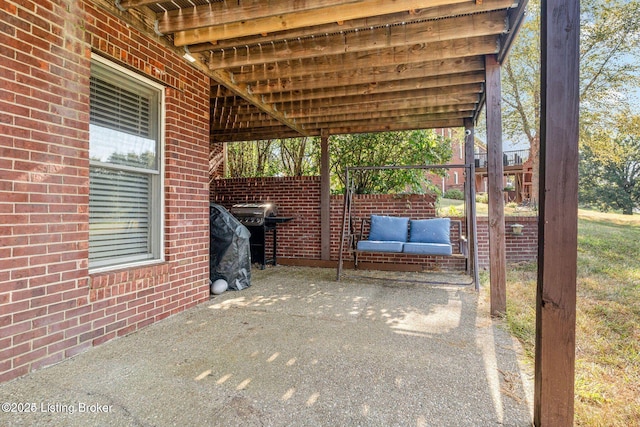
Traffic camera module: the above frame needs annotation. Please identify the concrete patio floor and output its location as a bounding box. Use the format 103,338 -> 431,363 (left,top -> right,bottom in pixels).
0,266 -> 534,426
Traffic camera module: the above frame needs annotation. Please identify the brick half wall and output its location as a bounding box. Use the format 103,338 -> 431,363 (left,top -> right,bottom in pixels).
211,177 -> 538,270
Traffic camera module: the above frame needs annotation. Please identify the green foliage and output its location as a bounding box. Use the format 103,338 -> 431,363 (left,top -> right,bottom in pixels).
476,192 -> 488,204
278,137 -> 320,176
445,205 -> 462,217
443,188 -> 464,200
498,0 -> 640,206
579,0 -> 640,115
106,151 -> 156,169
502,0 -> 640,143
226,137 -> 319,178
579,112 -> 640,214
502,212 -> 640,424
329,130 -> 452,194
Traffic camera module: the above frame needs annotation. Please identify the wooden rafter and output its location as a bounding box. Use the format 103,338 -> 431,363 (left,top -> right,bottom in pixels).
226,36 -> 499,82
204,12 -> 508,69
254,73 -> 486,103
117,0 -> 523,142
208,68 -> 310,136
170,0 -> 473,45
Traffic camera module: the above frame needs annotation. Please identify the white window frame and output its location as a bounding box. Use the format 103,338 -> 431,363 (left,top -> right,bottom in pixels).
89,54 -> 165,273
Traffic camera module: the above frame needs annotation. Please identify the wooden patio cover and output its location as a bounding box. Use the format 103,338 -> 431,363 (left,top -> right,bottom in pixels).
115,0 -> 526,142
107,1 -> 579,425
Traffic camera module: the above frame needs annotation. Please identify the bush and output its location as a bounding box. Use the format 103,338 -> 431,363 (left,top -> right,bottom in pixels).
446,205 -> 462,217
476,193 -> 488,204
443,188 -> 464,200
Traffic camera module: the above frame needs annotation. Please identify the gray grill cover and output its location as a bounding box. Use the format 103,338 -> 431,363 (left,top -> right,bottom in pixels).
209,203 -> 251,291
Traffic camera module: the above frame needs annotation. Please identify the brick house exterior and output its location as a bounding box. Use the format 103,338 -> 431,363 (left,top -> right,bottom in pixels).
0,0 -> 538,385
1,0 -> 211,383
425,128 -> 488,195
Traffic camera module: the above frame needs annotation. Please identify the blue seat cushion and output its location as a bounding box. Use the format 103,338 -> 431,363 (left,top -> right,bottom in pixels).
402,242 -> 452,256
357,240 -> 404,253
368,215 -> 409,242
408,218 -> 451,244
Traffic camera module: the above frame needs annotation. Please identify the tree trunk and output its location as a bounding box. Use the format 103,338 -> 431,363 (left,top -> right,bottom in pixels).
530,135 -> 540,207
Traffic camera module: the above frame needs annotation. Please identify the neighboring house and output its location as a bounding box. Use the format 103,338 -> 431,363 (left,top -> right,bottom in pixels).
427,128 -> 486,195
429,129 -> 531,203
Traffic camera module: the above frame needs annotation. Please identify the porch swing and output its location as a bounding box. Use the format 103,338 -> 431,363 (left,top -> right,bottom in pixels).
335,164 -> 480,289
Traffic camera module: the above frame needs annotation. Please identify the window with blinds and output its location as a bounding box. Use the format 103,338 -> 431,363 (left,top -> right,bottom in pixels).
89,57 -> 163,270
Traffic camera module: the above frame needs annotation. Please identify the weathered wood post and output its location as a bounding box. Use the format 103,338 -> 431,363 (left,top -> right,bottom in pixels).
534,0 -> 580,424
321,130 -> 331,261
464,119 -> 480,290
485,54 -> 507,316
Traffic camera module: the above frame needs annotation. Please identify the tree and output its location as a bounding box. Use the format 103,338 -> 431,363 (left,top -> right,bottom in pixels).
223,131 -> 451,195
226,137 -> 319,178
329,130 -> 452,194
579,111 -> 640,214
501,0 -> 640,204
278,137 -> 319,176
226,140 -> 277,177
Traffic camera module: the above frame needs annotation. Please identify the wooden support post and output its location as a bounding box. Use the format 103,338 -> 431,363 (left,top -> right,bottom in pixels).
485,55 -> 506,316
320,130 -> 331,260
464,119 -> 480,290
534,0 -> 580,423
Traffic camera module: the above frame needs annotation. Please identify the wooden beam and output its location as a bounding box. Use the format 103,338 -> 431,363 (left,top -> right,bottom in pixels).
170,0 -> 472,45
212,118 -> 467,141
208,68 -> 309,137
188,0 -> 519,51
211,127 -> 304,143
222,110 -> 474,130
254,72 -> 486,103
305,111 -> 473,130
284,94 -> 480,118
228,36 -> 498,83
327,118 -> 465,135
464,119 -> 480,290
320,130 -> 331,260
117,0 -> 162,9
485,54 -> 506,316
233,102 -> 476,120
272,83 -> 482,111
295,105 -> 478,124
249,60 -> 484,98
534,0 -> 580,423
203,12 -> 508,68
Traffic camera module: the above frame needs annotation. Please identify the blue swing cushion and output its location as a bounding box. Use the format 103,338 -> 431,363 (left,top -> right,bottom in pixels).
356,215 -> 408,253
403,218 -> 453,255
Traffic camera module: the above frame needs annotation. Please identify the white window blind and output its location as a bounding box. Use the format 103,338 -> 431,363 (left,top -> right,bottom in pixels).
88,58 -> 162,270
89,168 -> 151,262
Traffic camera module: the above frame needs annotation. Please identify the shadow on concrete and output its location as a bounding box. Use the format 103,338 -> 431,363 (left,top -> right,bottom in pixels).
0,266 -> 533,426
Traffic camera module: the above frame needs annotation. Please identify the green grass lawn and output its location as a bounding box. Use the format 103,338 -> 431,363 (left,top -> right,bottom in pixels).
495,210 -> 640,426
436,197 -> 537,217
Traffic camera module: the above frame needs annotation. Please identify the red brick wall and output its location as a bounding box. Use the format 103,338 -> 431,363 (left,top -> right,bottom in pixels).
476,216 -> 538,268
211,177 -> 538,271
211,176 -> 322,259
329,193 -> 467,271
0,0 -> 210,383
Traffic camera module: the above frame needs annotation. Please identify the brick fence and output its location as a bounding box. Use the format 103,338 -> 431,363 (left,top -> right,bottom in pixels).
211,176 -> 538,270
